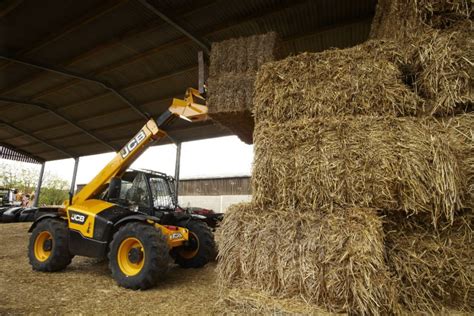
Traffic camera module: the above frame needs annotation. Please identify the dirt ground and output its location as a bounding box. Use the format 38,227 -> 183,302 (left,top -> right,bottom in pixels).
0,223 -> 220,315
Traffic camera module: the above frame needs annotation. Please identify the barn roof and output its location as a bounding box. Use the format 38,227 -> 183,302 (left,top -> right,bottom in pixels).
0,0 -> 376,162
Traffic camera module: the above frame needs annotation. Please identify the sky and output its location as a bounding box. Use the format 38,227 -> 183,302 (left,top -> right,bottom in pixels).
39,135 -> 253,185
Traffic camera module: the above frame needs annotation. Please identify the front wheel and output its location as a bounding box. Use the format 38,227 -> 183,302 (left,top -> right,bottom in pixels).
172,220 -> 216,268
28,218 -> 73,272
108,222 -> 171,290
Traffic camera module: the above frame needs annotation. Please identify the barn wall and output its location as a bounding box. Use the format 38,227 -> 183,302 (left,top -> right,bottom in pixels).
178,176 -> 251,196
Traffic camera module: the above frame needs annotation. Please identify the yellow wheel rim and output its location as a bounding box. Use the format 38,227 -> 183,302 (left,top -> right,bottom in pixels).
34,231 -> 52,262
178,232 -> 200,259
117,237 -> 145,276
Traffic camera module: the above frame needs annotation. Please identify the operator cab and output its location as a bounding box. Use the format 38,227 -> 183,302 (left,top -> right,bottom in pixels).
105,170 -> 177,217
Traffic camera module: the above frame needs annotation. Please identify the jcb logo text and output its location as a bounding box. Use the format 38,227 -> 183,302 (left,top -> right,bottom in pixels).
69,211 -> 88,224
121,130 -> 146,158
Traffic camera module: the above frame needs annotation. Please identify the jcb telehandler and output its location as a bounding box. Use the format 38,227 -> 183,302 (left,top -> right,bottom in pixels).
27,88 -> 215,289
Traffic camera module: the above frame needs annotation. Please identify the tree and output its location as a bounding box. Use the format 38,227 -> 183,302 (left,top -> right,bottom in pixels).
0,161 -> 70,206
39,178 -> 69,205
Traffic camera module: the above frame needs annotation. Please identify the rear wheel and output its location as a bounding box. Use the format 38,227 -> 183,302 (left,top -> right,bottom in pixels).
108,222 -> 171,290
172,220 -> 216,268
28,218 -> 73,271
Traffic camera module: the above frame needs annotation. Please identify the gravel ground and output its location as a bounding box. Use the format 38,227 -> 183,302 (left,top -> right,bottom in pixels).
0,223 -> 219,315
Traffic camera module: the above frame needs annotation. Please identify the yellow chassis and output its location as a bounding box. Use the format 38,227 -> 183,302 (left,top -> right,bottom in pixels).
153,222 -> 189,248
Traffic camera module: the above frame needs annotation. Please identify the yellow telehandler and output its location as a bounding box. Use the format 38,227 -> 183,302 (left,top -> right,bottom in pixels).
27,88 -> 215,290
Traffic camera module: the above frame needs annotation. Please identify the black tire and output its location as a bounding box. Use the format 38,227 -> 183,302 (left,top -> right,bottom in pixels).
28,218 -> 73,272
172,219 -> 216,268
108,222 -> 171,290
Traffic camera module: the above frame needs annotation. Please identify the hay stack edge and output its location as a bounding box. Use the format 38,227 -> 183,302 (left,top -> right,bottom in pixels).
211,0 -> 473,314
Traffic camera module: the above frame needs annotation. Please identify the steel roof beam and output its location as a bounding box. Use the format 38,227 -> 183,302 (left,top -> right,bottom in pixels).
0,97 -> 117,152
0,120 -> 74,158
137,0 -> 210,55
0,56 -> 148,120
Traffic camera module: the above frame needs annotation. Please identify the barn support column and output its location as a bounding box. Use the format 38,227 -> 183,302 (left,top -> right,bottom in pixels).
33,162 -> 45,207
174,142 -> 182,198
70,157 -> 79,196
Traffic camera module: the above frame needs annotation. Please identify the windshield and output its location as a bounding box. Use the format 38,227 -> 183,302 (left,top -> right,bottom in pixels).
149,176 -> 175,209
123,173 -> 149,207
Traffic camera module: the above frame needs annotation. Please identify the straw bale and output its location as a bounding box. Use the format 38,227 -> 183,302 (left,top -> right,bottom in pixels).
207,72 -> 255,143
208,73 -> 255,113
253,41 -> 424,123
252,115 -> 471,224
207,32 -> 280,144
411,21 -> 474,115
370,0 -> 472,40
209,32 -> 280,77
216,203 -> 398,315
383,210 -> 474,313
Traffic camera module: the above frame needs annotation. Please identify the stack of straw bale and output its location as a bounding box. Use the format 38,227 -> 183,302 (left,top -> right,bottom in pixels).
207,32 -> 281,144
216,0 -> 473,314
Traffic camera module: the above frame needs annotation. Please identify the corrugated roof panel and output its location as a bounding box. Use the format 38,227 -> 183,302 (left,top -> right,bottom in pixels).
0,0 -> 100,54
289,20 -> 372,54
0,63 -> 38,90
77,108 -> 136,131
99,41 -> 197,87
27,1 -> 157,65
3,73 -> 71,99
0,103 -> 44,121
38,81 -> 107,107
123,68 -> 198,107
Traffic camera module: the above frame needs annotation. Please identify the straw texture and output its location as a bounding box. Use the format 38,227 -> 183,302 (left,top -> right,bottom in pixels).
216,203 -> 398,315
252,115 -> 472,225
370,0 -> 472,40
253,41 -> 425,123
219,288 -> 335,315
411,21 -> 474,115
384,210 -> 474,313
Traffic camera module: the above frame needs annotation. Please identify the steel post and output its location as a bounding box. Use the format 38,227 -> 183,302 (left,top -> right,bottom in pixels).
70,157 -> 79,196
33,162 -> 45,207
174,142 -> 182,196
